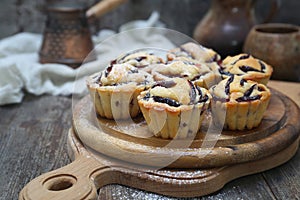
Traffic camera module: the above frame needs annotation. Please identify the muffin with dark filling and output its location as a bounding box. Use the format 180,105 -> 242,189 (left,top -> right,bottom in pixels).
87,61 -> 154,120
152,60 -> 200,82
167,42 -> 221,63
152,59 -> 221,89
137,78 -> 211,139
220,54 -> 273,85
165,42 -> 222,88
116,50 -> 164,73
209,75 -> 271,131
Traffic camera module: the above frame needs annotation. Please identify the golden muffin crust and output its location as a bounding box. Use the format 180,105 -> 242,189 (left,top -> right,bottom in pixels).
138,78 -> 211,139
210,75 -> 270,103
221,54 -> 273,85
209,75 -> 271,130
167,42 -> 221,63
116,51 -> 164,73
152,60 -> 201,81
86,62 -> 154,120
89,62 -> 153,87
152,58 -> 221,89
140,78 -> 210,107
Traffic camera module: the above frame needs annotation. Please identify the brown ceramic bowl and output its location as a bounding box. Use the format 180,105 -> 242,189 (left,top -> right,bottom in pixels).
243,23 -> 300,82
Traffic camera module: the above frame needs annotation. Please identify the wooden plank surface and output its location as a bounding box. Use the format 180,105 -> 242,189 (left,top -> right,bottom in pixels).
0,94 -> 71,200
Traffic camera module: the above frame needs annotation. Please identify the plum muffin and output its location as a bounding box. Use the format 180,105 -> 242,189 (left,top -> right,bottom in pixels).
165,42 -> 222,88
87,61 -> 154,120
209,75 -> 271,131
167,42 -> 221,63
220,54 -> 273,85
152,59 -> 221,89
137,78 -> 211,139
116,50 -> 164,73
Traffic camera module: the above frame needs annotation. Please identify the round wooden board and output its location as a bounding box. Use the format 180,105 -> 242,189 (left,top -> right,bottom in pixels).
72,89 -> 300,168
19,89 -> 300,199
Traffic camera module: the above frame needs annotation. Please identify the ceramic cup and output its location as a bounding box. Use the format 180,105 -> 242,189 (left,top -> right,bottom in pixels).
243,23 -> 300,82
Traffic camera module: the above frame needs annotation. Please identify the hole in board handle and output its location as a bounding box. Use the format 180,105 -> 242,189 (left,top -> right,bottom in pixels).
43,174 -> 77,191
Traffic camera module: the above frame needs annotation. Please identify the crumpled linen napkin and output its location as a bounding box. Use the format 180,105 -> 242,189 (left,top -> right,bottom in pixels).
0,12 -> 174,106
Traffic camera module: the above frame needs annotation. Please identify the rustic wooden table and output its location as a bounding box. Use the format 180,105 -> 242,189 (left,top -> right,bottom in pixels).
1,80 -> 299,200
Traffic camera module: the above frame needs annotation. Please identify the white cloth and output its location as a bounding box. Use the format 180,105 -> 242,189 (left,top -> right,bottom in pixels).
0,13 -> 174,105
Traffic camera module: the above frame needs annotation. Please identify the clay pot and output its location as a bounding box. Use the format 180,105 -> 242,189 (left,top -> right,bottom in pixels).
243,23 -> 300,82
193,0 -> 280,58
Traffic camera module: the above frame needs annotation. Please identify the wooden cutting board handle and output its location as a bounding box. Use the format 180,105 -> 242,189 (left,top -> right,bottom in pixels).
19,155 -> 105,200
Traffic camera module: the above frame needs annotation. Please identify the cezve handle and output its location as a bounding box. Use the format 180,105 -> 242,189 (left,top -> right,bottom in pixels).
86,0 -> 128,19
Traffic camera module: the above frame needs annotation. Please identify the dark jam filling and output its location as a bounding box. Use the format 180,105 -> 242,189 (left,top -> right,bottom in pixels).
239,54 -> 250,60
258,86 -> 265,91
239,60 -> 266,73
190,71 -> 210,82
231,54 -> 250,65
143,92 -> 150,101
135,56 -> 147,62
147,80 -> 182,107
118,51 -> 154,62
236,95 -> 261,102
136,64 -> 148,68
259,61 -> 266,72
208,53 -> 220,63
240,78 -> 247,86
191,74 -> 201,81
239,65 -> 261,73
225,75 -> 234,95
104,66 -> 113,77
104,59 -> 116,77
199,94 -> 209,103
152,80 -> 177,88
128,69 -> 139,74
244,84 -> 256,97
188,80 -> 197,104
196,85 -> 203,96
219,69 -> 232,76
110,59 -> 117,65
217,60 -> 223,66
196,85 -> 209,103
235,84 -> 262,102
222,54 -> 267,74
188,81 -> 209,104
152,96 -> 181,107
94,73 -> 102,85
117,52 -> 132,62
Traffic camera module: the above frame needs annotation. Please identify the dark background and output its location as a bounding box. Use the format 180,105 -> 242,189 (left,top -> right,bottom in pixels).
0,0 -> 299,39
